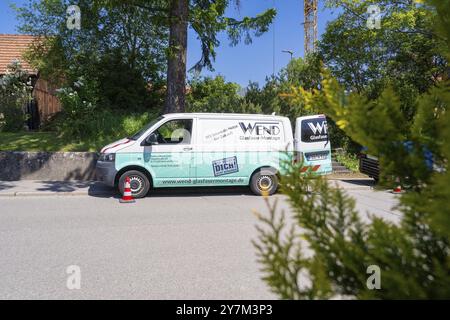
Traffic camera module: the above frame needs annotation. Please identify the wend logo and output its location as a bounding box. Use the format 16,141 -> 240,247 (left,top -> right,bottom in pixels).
301,119 -> 328,143
239,122 -> 280,136
307,121 -> 328,135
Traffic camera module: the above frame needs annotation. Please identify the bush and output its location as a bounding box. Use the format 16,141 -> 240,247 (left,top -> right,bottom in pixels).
0,61 -> 32,132
55,77 -> 99,139
333,149 -> 359,172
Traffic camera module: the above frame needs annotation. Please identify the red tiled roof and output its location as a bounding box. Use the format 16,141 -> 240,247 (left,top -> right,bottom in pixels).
0,34 -> 39,75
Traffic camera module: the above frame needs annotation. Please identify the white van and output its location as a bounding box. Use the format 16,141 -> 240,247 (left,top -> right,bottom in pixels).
96,113 -> 332,198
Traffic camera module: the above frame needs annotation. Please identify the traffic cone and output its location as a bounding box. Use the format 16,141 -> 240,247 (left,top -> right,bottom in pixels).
120,177 -> 135,203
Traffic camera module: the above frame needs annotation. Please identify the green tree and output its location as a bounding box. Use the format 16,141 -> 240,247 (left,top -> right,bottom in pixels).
244,54 -> 323,121
17,1 -> 275,114
320,0 -> 447,120
186,75 -> 261,113
16,0 -> 168,111
131,0 -> 276,113
254,0 -> 450,299
280,53 -> 322,89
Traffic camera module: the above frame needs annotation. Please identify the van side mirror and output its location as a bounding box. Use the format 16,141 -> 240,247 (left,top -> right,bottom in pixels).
143,133 -> 158,146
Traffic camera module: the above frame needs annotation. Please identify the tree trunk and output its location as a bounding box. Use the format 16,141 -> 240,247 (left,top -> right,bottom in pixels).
164,0 -> 189,114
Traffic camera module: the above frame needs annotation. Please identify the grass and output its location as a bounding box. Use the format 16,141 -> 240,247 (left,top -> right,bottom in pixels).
0,131 -> 121,152
0,111 -> 159,152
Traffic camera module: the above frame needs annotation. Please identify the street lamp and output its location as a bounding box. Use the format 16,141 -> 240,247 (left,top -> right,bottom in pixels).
282,50 -> 294,60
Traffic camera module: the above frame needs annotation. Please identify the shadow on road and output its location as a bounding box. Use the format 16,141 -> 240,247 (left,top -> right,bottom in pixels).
37,180 -> 93,192
151,186 -> 253,197
34,180 -> 115,196
88,184 -> 254,199
88,183 -> 120,198
331,179 -> 375,187
0,181 -> 14,191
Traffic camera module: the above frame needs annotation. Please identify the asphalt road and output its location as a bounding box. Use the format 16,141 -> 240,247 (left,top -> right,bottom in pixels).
0,186 -> 400,299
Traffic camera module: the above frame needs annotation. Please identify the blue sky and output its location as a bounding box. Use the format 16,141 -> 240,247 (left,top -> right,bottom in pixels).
0,0 -> 339,86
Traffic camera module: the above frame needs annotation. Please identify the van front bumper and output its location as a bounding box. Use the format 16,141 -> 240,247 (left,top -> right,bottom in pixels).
95,160 -> 117,187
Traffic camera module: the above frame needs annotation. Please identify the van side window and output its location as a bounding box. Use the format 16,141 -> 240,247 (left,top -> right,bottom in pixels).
153,119 -> 193,144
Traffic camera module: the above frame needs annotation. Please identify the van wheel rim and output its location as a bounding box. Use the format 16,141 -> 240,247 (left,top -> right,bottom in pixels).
129,176 -> 144,193
257,175 -> 273,191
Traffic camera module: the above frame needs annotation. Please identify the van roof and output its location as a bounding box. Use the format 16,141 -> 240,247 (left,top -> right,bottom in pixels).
163,112 -> 289,120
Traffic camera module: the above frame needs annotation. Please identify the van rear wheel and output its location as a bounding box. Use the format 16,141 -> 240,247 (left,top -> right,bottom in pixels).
118,170 -> 150,199
250,170 -> 278,196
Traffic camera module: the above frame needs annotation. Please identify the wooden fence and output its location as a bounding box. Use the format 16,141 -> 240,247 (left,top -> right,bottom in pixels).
33,78 -> 61,122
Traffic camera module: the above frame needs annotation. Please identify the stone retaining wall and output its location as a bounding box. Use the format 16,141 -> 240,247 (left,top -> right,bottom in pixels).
0,152 -> 98,181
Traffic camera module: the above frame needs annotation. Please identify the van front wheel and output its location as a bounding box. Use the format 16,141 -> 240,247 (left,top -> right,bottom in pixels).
118,170 -> 150,199
250,171 -> 278,196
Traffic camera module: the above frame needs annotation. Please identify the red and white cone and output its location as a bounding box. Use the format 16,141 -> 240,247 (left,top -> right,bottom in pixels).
392,185 -> 403,194
120,176 -> 135,203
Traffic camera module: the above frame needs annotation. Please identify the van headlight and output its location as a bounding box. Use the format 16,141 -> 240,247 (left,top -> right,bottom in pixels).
99,153 -> 115,162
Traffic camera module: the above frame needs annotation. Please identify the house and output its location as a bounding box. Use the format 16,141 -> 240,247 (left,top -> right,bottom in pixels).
0,34 -> 61,128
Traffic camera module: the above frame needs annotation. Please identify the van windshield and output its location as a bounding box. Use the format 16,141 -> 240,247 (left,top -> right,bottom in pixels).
128,116 -> 164,140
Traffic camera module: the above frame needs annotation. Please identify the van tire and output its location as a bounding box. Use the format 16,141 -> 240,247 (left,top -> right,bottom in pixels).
250,170 -> 278,196
118,170 -> 150,199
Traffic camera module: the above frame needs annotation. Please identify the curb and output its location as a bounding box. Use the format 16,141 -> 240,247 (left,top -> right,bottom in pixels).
333,186 -> 375,191
0,190 -> 113,197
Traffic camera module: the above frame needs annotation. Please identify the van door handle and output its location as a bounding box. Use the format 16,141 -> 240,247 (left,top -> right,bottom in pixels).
183,147 -> 193,151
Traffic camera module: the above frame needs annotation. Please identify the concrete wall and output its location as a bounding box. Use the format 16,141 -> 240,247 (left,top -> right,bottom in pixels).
0,152 -> 98,181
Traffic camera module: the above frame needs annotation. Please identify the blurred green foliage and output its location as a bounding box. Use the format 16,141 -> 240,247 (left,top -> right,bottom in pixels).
254,0 -> 450,299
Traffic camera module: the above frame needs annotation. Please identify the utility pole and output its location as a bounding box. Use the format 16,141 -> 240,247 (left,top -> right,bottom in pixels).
304,0 -> 318,55
272,0 -> 276,77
